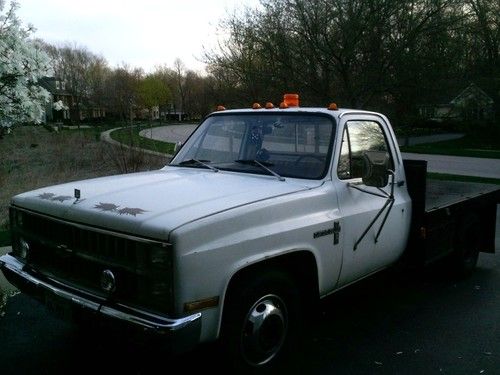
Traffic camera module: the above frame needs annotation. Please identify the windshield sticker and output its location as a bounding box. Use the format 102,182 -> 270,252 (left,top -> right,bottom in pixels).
38,193 -> 72,202
94,202 -> 148,216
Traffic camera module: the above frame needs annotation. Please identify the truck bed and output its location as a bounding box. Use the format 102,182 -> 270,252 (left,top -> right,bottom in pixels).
425,180 -> 500,212
403,159 -> 499,263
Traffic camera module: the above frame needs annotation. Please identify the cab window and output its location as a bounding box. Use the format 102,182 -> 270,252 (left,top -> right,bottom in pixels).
337,120 -> 393,180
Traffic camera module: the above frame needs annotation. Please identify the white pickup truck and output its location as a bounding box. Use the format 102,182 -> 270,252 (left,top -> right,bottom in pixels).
1,96 -> 499,372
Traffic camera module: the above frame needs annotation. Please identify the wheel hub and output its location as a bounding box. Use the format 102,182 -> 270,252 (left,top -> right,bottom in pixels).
240,294 -> 288,366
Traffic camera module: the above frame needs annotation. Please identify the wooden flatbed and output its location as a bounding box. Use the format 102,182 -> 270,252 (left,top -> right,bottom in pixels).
426,180 -> 500,212
403,159 -> 499,267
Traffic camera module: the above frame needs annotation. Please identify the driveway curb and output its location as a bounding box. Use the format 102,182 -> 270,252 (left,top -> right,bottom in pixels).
100,127 -> 173,158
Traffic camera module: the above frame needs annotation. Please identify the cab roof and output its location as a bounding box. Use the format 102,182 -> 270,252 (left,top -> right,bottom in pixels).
210,107 -> 385,121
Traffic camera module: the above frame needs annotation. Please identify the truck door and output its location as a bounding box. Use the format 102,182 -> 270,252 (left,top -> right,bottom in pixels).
335,115 -> 411,286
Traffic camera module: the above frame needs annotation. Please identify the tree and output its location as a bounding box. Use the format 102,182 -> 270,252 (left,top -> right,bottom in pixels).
86,55 -> 110,122
39,40 -> 112,123
0,0 -> 52,126
465,0 -> 500,74
153,62 -> 207,121
183,70 -> 215,119
138,72 -> 171,123
173,58 -> 187,117
205,0 -> 476,124
106,65 -> 142,124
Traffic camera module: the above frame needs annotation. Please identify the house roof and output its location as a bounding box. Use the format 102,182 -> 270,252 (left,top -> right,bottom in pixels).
39,77 -> 71,96
418,82 -> 495,107
450,83 -> 494,105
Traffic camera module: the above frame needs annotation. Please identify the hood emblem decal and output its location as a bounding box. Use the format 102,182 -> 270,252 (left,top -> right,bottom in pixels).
38,193 -> 55,200
117,207 -> 147,216
36,193 -> 147,216
94,202 -> 119,212
94,202 -> 148,216
38,192 -> 72,202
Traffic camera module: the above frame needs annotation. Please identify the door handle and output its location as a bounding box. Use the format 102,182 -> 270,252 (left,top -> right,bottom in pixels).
333,221 -> 341,245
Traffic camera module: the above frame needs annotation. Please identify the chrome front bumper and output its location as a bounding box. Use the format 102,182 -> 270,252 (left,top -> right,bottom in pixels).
0,254 -> 201,352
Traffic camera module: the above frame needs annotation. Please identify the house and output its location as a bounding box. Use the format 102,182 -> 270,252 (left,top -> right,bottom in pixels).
418,83 -> 495,122
160,103 -> 188,121
137,104 -> 187,122
39,77 -> 107,124
39,77 -> 72,123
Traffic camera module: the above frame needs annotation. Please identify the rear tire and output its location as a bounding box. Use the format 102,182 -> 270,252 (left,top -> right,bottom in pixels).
220,269 -> 302,374
451,215 -> 480,278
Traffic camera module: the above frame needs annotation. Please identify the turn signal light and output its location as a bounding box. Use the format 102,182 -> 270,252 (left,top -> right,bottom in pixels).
184,296 -> 220,312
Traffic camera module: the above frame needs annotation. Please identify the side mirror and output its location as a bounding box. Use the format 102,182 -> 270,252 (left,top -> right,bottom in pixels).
362,151 -> 390,187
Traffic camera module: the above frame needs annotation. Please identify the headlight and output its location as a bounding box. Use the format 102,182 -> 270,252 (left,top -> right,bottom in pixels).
9,207 -> 28,261
10,236 -> 30,261
17,237 -> 30,259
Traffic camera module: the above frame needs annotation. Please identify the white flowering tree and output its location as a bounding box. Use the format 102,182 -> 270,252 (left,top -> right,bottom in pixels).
0,0 -> 52,127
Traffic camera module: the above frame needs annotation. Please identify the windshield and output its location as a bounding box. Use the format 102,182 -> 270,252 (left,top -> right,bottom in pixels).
170,113 -> 335,179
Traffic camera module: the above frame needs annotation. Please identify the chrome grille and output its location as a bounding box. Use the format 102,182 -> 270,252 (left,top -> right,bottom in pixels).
10,207 -> 173,315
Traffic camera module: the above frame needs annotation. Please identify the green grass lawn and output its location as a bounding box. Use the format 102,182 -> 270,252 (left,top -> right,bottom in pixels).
0,124 -> 166,234
401,130 -> 500,159
110,124 -> 176,155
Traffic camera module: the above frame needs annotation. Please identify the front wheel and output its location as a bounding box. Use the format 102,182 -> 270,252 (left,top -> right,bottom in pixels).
221,270 -> 302,373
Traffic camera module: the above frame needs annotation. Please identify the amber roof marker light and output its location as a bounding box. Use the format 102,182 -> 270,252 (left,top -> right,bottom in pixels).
283,93 -> 299,107
252,103 -> 262,109
265,102 -> 275,109
216,105 -> 226,111
328,102 -> 339,110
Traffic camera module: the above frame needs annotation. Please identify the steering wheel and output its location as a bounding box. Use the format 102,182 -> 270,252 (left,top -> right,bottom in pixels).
294,154 -> 325,165
256,148 -> 270,161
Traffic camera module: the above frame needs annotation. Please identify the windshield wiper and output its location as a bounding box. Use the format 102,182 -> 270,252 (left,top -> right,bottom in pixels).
235,159 -> 285,181
177,159 -> 219,172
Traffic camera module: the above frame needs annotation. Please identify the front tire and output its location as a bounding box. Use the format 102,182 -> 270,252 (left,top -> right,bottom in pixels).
221,269 -> 302,373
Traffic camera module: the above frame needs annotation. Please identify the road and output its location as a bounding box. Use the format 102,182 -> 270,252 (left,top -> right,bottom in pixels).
139,124 -> 198,144
141,125 -> 500,179
0,208 -> 499,374
396,133 -> 465,147
401,153 -> 500,179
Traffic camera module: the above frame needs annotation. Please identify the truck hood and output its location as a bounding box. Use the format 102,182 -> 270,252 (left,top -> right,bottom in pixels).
12,167 -> 315,240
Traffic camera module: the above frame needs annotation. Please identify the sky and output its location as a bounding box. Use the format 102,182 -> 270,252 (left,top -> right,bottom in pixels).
15,0 -> 260,73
